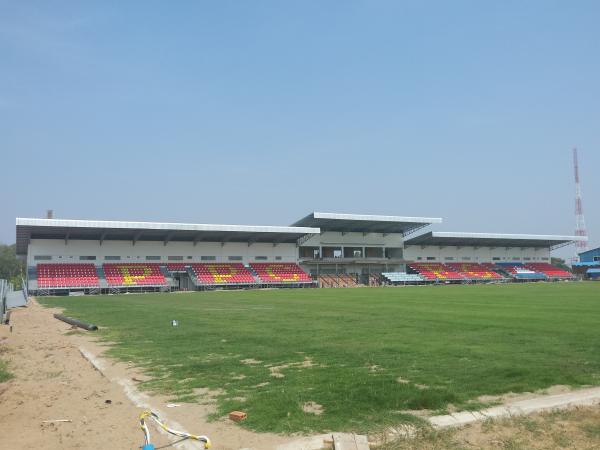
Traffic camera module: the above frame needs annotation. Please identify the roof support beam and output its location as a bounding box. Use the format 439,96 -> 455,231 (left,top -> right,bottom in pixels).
132,231 -> 143,246
99,231 -> 107,246
193,233 -> 203,247
163,232 -> 176,246
64,232 -> 70,246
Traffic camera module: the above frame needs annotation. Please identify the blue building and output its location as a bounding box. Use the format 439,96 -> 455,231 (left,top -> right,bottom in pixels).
579,247 -> 600,263
578,247 -> 600,280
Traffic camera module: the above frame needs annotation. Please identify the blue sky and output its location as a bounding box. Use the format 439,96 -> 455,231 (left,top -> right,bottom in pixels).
1,1 -> 598,258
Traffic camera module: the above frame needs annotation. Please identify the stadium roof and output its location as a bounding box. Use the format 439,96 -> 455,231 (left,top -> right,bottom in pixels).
291,212 -> 442,234
404,231 -> 587,249
15,218 -> 320,255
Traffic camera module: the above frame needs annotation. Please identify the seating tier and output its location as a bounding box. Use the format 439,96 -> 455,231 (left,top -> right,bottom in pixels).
495,263 -> 546,280
250,263 -> 312,283
190,263 -> 256,284
37,263 -> 99,288
382,272 -> 424,283
446,263 -> 503,280
408,263 -> 464,281
525,263 -> 573,279
103,263 -> 167,286
166,263 -> 188,272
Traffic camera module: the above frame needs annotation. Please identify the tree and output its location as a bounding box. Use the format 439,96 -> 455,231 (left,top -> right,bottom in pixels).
0,244 -> 25,288
551,257 -> 570,271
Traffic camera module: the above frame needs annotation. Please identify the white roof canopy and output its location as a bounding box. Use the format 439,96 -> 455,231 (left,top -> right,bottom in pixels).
16,218 -> 319,255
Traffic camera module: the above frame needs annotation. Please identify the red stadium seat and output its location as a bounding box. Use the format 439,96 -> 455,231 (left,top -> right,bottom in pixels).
524,263 -> 574,279
190,263 -> 256,285
446,263 -> 503,280
250,263 -> 312,283
37,263 -> 100,288
166,263 -> 188,272
408,263 -> 465,281
103,263 -> 167,286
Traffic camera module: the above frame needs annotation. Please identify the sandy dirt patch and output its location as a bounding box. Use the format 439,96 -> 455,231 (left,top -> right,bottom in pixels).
302,401 -> 324,415
240,358 -> 262,365
267,357 -> 315,379
0,300 -> 291,449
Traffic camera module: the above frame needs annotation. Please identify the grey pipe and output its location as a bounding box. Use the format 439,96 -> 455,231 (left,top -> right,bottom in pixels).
53,314 -> 98,331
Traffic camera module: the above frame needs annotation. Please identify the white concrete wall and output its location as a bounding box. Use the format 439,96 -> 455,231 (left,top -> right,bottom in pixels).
301,231 -> 404,248
27,239 -> 297,266
403,245 -> 551,263
27,237 -> 554,267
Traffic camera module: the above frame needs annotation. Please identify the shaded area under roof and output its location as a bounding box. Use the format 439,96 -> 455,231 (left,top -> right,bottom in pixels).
291,212 -> 442,234
405,231 -> 587,249
15,218 -> 319,255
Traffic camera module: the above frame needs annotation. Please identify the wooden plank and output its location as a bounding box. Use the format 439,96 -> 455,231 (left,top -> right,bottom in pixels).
332,433 -> 370,450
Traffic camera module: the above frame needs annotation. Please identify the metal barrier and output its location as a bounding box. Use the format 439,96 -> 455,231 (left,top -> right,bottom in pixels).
0,279 -> 14,323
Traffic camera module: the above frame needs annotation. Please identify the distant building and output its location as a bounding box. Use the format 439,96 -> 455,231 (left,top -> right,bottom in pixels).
579,247 -> 600,264
576,247 -> 600,280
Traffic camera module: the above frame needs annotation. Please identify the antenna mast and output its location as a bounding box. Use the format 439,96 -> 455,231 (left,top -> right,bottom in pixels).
573,147 -> 588,255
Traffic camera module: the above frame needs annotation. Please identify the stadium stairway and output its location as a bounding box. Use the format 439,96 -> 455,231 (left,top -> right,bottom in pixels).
186,266 -> 201,286
159,265 -> 175,287
246,264 -> 261,283
96,266 -> 109,289
481,263 -> 511,278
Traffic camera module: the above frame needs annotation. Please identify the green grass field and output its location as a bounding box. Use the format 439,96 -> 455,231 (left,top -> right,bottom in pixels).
0,360 -> 11,383
39,283 -> 600,434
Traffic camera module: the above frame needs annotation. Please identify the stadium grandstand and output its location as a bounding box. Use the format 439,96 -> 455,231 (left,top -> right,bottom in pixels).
15,213 -> 587,295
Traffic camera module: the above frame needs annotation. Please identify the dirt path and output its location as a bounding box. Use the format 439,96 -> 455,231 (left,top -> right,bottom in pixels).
0,301 -> 150,449
0,301 -> 293,450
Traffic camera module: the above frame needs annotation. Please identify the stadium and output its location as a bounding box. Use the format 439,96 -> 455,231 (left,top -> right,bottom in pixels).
3,2 -> 600,448
7,211 -> 599,449
16,212 -> 585,295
